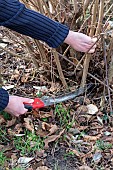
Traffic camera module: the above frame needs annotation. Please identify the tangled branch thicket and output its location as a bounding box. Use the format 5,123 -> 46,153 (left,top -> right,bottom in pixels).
18,0 -> 113,87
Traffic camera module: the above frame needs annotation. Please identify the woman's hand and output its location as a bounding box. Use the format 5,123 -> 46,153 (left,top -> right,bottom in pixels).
64,31 -> 97,53
4,96 -> 34,117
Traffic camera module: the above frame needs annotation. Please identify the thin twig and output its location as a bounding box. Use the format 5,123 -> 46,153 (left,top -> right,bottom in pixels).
102,35 -> 113,113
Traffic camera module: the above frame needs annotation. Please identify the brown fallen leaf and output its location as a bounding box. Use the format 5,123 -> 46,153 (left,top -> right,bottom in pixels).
14,123 -> 23,134
35,150 -> 45,158
32,109 -> 40,117
0,115 -> 6,125
36,129 -> 48,137
77,105 -> 88,113
67,148 -> 83,157
42,122 -> 51,131
36,166 -> 52,170
24,118 -> 34,132
48,124 -> 58,136
32,110 -> 53,119
77,126 -> 88,131
7,128 -> 15,136
11,153 -> 18,161
79,165 -> 93,170
44,129 -> 65,149
81,151 -> 93,163
6,117 -> 16,127
83,134 -> 101,142
42,122 -> 58,135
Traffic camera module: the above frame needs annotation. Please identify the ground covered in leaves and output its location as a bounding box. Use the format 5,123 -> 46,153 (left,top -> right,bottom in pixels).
0,25 -> 113,170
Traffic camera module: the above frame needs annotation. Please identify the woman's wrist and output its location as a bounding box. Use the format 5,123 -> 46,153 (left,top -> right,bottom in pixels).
64,30 -> 74,45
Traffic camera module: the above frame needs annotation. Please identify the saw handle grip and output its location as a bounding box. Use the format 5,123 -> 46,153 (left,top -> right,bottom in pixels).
23,98 -> 45,111
24,104 -> 33,112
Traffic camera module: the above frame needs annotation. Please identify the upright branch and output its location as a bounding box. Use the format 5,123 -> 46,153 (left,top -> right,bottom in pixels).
83,0 -> 90,15
102,35 -> 113,114
52,50 -> 68,88
73,0 -> 78,12
81,0 -> 99,86
95,0 -> 104,36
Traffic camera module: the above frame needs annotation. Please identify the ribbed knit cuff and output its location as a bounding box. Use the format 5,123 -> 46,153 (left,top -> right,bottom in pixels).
0,88 -> 9,111
46,23 -> 69,48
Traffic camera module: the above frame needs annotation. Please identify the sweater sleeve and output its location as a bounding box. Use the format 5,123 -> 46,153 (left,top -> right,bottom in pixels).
0,0 -> 69,48
0,88 -> 9,111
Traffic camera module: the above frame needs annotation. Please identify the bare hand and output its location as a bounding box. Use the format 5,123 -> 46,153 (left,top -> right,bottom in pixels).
4,96 -> 34,117
64,31 -> 97,53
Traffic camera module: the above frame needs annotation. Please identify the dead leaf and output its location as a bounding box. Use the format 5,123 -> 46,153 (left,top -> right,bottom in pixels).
35,150 -> 46,158
77,126 -> 88,131
18,157 -> 34,164
7,128 -> 15,136
32,109 -> 40,117
36,129 -> 48,137
0,115 -> 6,125
6,117 -> 16,127
36,166 -> 52,170
24,118 -> 34,132
77,105 -> 88,113
0,42 -> 7,48
32,110 -> 54,119
67,148 -> 82,157
42,122 -> 58,135
79,165 -> 93,170
87,104 -> 98,115
44,129 -> 65,149
14,123 -> 23,134
93,152 -> 102,163
42,122 -> 51,131
68,128 -> 80,136
48,124 -> 58,135
83,134 -> 101,142
11,153 -> 18,165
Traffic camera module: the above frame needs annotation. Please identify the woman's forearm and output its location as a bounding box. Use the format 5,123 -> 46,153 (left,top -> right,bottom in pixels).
0,0 -> 69,48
